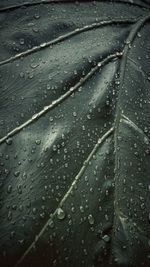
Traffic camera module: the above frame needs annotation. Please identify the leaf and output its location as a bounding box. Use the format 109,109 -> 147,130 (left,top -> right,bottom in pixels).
0,1 -> 150,267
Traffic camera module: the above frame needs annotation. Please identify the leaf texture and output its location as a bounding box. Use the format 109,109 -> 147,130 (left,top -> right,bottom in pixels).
0,1 -> 150,267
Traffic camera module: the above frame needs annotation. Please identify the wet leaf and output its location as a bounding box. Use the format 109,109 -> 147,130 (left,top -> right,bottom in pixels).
0,1 -> 150,267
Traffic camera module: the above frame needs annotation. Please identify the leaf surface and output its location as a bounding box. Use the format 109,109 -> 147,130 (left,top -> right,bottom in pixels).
0,1 -> 150,267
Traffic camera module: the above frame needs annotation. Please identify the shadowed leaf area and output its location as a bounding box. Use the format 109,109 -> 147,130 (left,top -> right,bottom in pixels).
0,0 -> 150,266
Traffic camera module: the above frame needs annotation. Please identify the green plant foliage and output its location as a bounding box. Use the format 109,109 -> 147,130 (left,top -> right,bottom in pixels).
0,1 -> 150,266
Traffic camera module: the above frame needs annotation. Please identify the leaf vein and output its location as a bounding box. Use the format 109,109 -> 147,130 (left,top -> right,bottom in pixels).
122,114 -> 150,142
0,18 -> 136,66
0,52 -> 122,145
0,0 -> 149,12
14,126 -> 114,267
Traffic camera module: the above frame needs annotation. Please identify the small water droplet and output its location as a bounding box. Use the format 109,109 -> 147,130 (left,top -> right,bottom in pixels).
57,207 -> 65,220
49,116 -> 53,122
14,171 -> 20,177
20,38 -> 24,45
73,111 -> 77,117
34,14 -> 40,19
7,185 -> 12,194
6,138 -> 12,145
87,114 -> 91,120
102,234 -> 110,242
80,206 -> 84,213
35,139 -> 41,145
49,219 -> 55,228
53,145 -> 57,152
30,63 -> 38,69
88,214 -> 95,225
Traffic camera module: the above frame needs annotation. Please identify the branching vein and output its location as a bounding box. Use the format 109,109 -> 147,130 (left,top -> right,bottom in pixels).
14,126 -> 114,267
0,52 -> 122,145
0,18 -> 135,66
122,114 -> 150,142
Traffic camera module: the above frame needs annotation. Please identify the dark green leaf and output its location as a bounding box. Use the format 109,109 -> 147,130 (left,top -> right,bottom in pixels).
0,1 -> 150,267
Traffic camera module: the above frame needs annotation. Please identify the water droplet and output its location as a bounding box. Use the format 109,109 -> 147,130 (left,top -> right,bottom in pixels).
20,72 -> 24,78
73,111 -> 77,117
48,219 -> 55,228
35,139 -> 41,145
53,145 -> 57,152
6,138 -> 12,145
20,38 -> 24,45
49,117 -> 53,122
6,184 -> 12,193
88,214 -> 95,225
102,234 -> 110,242
34,14 -> 40,19
57,207 -> 65,220
87,114 -> 91,120
80,206 -> 84,213
14,171 -> 20,177
47,84 -> 51,90
30,63 -> 38,69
